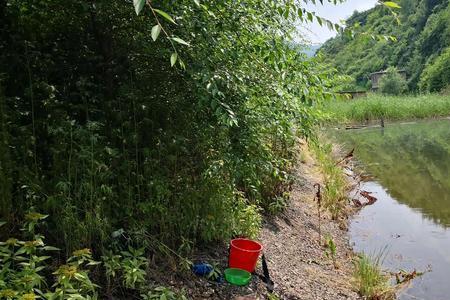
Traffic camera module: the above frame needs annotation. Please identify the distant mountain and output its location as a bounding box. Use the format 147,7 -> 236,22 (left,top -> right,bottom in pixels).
302,44 -> 322,57
319,0 -> 450,92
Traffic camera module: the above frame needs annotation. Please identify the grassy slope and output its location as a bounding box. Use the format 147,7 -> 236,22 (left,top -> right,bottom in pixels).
322,94 -> 450,123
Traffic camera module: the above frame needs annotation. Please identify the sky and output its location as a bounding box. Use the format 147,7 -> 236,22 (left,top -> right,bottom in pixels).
299,0 -> 378,44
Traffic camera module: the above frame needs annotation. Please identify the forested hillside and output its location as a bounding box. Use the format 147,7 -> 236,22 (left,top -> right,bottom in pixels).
320,0 -> 450,92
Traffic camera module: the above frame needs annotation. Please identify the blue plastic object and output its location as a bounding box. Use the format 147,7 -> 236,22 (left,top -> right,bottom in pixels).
192,263 -> 213,276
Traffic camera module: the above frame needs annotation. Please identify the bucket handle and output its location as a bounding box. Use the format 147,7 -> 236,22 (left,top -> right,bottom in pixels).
227,244 -> 274,292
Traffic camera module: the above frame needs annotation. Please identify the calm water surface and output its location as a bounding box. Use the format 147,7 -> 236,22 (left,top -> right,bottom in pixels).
334,119 -> 450,300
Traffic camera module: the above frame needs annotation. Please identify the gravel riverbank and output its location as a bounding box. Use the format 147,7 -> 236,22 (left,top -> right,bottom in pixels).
157,143 -> 360,299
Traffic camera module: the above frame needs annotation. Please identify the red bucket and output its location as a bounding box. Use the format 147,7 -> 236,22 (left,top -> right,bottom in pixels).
229,238 -> 263,273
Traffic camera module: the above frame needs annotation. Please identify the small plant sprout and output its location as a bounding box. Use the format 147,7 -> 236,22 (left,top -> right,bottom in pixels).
324,234 -> 338,269
120,246 -> 148,289
206,263 -> 222,281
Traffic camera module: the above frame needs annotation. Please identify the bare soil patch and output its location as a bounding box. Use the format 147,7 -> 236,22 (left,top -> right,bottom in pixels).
254,147 -> 359,299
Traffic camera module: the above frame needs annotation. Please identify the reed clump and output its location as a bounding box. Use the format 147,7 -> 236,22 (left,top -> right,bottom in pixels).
353,252 -> 394,300
310,141 -> 349,220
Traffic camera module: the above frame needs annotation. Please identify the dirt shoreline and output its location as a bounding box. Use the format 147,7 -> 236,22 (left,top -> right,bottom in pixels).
250,144 -> 359,300
163,143 -> 360,299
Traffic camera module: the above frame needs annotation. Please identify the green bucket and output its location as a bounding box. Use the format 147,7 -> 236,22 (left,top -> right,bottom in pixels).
224,268 -> 252,286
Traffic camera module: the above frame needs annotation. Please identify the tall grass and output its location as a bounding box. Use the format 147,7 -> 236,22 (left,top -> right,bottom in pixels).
353,252 -> 393,299
310,141 -> 348,220
322,94 -> 450,123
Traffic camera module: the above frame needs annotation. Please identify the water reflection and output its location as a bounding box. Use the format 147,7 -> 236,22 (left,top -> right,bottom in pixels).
350,181 -> 450,300
335,119 -> 450,226
332,119 -> 450,300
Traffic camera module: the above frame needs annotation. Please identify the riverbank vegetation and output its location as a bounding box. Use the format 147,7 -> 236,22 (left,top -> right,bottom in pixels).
0,0 -> 416,298
311,135 -> 399,299
322,94 -> 450,123
0,0 -> 361,298
353,253 -> 393,299
310,141 -> 349,220
1,0 -> 338,246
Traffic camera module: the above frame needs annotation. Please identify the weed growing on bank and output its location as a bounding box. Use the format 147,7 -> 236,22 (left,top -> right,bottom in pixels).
353,252 -> 393,300
310,141 -> 349,220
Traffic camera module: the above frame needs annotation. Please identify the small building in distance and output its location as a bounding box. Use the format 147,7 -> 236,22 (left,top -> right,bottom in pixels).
370,69 -> 407,91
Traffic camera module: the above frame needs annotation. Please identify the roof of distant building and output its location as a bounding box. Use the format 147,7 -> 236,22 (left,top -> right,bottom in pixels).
370,69 -> 406,76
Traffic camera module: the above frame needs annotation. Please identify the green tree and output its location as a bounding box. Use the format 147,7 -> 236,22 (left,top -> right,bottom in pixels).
420,47 -> 450,92
379,67 -> 408,95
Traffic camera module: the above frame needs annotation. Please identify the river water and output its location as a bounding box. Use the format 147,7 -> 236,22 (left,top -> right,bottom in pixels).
333,119 -> 450,300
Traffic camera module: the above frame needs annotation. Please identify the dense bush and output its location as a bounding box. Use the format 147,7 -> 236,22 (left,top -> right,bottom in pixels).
379,67 -> 408,95
420,47 -> 450,92
0,0 -> 337,256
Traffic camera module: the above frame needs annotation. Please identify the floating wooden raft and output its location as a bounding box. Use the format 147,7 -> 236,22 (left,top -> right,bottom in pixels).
345,118 -> 385,130
345,125 -> 368,130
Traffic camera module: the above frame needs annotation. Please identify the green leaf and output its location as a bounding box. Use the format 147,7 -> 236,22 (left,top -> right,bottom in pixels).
151,25 -> 161,41
178,58 -> 186,70
16,247 -> 27,255
171,37 -> 190,46
43,246 -> 60,251
316,16 -> 323,26
133,0 -> 146,15
326,20 -> 333,30
383,1 -> 401,9
154,9 -> 176,25
170,52 -> 178,67
0,221 -> 6,227
37,256 -> 51,261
